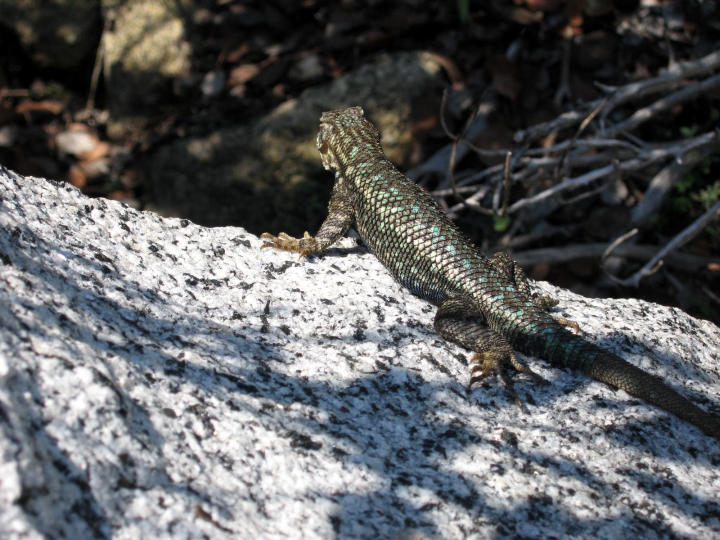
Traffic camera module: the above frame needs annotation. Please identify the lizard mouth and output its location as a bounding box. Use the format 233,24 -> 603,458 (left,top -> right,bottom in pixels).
316,130 -> 332,171
319,110 -> 336,123
316,126 -> 329,151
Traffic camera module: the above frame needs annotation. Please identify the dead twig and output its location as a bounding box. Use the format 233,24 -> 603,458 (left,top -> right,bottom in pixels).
702,285 -> 720,307
553,35 -> 572,107
500,151 -> 511,215
630,143 -> 716,227
603,73 -> 720,138
446,185 -> 495,217
86,13 -> 110,111
406,98 -> 495,181
418,51 -> 720,282
598,49 -> 720,125
605,198 -> 720,287
439,72 -> 718,213
510,242 -> 720,273
429,71 -> 717,211
513,50 -> 720,145
506,130 -> 718,214
0,89 -> 31,98
513,100 -> 603,146
557,98 -> 609,180
439,89 -> 482,206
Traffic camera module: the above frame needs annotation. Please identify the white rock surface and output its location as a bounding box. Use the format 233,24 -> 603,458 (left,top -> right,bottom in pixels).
0,165 -> 719,539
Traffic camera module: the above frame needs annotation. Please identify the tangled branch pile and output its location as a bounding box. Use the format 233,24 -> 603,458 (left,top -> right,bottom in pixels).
420,50 -> 720,309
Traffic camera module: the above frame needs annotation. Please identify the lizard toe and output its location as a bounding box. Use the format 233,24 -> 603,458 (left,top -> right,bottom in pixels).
468,351 -> 546,410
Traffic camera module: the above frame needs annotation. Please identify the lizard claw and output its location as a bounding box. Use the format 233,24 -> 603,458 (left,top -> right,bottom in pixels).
467,351 -> 547,410
260,231 -> 314,257
552,315 -> 582,335
530,294 -> 582,334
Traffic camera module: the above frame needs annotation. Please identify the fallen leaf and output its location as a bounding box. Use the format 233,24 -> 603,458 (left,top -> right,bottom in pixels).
16,100 -> 64,115
525,0 -> 563,11
228,64 -> 260,86
78,141 -> 110,162
68,165 -> 87,188
509,7 -> 544,24
56,130 -> 97,157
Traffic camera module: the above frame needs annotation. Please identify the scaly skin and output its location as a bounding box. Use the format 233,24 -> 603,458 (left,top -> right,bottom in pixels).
262,106 -> 720,441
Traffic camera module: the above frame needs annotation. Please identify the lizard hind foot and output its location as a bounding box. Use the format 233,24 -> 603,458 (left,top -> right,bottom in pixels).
467,350 -> 547,410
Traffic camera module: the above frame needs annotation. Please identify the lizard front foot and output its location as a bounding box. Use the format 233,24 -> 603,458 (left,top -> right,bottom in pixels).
468,350 -> 547,410
532,294 -> 559,309
552,315 -> 582,334
260,231 -> 315,257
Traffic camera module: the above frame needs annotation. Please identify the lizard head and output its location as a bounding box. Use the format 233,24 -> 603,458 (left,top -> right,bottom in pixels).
317,106 -> 381,172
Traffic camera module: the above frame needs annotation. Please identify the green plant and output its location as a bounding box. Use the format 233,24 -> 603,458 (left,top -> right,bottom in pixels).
493,214 -> 511,233
457,0 -> 470,23
671,153 -> 720,213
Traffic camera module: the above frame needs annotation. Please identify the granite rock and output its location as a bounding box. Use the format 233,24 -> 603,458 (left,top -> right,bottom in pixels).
1,166 -> 719,539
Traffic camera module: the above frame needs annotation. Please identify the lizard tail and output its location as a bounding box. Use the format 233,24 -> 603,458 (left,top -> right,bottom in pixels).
536,327 -> 720,440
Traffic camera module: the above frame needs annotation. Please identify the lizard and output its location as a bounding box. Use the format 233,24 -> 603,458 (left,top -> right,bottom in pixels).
261,106 -> 720,441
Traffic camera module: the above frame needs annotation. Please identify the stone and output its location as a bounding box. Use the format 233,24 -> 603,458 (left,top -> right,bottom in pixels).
102,0 -> 192,119
0,0 -> 101,70
147,52 -> 445,234
1,166 -> 719,538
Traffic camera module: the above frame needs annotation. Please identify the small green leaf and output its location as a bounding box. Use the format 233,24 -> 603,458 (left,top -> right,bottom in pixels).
680,124 -> 698,138
493,214 -> 511,233
457,0 -> 470,23
692,180 -> 720,210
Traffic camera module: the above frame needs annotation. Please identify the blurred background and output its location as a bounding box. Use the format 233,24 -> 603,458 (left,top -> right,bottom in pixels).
1,0 -> 719,322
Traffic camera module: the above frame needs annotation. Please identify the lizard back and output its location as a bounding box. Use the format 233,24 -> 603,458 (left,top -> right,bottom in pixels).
318,107 -> 498,307
317,108 -> 552,335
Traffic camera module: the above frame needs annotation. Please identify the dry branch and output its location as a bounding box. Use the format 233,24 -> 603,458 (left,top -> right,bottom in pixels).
421,49 -> 720,293
510,242 -> 720,273
506,130 -> 718,213
604,199 -> 720,287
